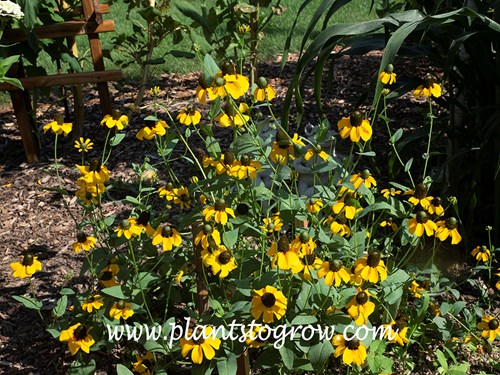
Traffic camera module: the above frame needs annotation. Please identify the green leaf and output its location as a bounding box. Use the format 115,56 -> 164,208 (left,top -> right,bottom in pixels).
12,295 -> 42,310
404,158 -> 413,172
390,128 -> 404,144
59,288 -> 75,295
18,0 -> 40,29
278,342 -> 295,370
216,352 -> 238,375
203,54 -> 220,80
435,349 -> 448,371
0,76 -> 23,89
133,272 -> 159,290
69,359 -> 96,375
116,364 -> 134,375
357,202 -> 397,219
47,328 -> 60,338
53,295 -> 68,317
308,340 -> 334,373
291,315 -> 318,325
104,215 -> 116,227
110,133 -> 126,147
175,1 -> 211,31
143,339 -> 168,354
222,229 -> 239,250
101,286 -> 127,300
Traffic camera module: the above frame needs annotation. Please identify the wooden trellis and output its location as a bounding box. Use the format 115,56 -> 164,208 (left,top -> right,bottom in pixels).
0,0 -> 122,163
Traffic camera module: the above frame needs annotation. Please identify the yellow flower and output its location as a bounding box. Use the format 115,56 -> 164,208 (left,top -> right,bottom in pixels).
317,260 -> 351,287
135,211 -> 155,237
378,64 -> 397,85
269,130 -> 305,165
99,263 -> 120,288
132,352 -> 154,375
346,289 -> 375,325
471,245 -> 490,262
76,159 -> 110,184
306,197 -> 323,214
115,218 -> 143,239
304,146 -> 329,162
413,73 -> 442,99
383,319 -> 409,346
238,24 -> 251,33
109,300 -> 134,320
267,237 -> 303,273
180,326 -> 221,364
477,315 -> 500,341
435,217 -> 462,244
196,75 -> 210,104
332,196 -> 362,220
81,294 -> 104,313
208,71 -> 249,100
405,183 -> 433,209
152,225 -> 182,251
43,114 -> 72,136
332,334 -> 367,366
194,224 -> 221,250
158,184 -> 175,201
172,186 -> 191,209
326,214 -> 351,237
337,111 -> 372,142
380,217 -> 398,231
290,232 -> 317,256
251,285 -> 288,323
429,302 -> 441,316
150,86 -> 161,96
10,254 -> 42,278
350,170 -> 377,189
408,280 -> 425,298
300,253 -> 323,281
74,137 -> 93,153
407,211 -> 437,237
381,187 -> 401,198
215,102 -> 250,127
71,231 -> 96,253
245,326 -> 268,348
75,177 -> 105,206
59,323 -> 95,355
354,252 -> 388,283
253,77 -> 275,102
230,154 -> 262,179
202,199 -> 235,225
177,105 -> 201,126
428,196 -> 444,216
202,245 -> 237,278
101,110 -> 128,130
136,119 -> 168,140
260,215 -> 283,233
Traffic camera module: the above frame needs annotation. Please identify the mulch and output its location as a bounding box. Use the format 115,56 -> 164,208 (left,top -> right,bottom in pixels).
0,52 -> 498,374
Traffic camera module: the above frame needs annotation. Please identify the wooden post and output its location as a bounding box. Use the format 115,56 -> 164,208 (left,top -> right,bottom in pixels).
8,62 -> 39,163
82,0 -> 112,116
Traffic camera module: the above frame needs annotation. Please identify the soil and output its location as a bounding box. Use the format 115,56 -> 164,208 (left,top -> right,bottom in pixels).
0,52 -> 499,374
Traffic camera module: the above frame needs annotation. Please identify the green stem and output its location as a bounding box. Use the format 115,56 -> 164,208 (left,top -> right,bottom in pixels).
422,99 -> 434,179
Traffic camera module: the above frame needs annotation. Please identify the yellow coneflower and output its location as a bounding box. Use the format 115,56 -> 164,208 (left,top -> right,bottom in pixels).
251,285 -> 288,323
337,111 -> 372,143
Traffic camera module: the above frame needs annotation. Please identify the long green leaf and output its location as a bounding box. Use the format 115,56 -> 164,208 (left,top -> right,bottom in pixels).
174,0 -> 211,31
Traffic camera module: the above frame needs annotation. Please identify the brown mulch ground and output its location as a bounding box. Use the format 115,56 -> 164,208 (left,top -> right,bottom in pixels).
0,52 -> 499,374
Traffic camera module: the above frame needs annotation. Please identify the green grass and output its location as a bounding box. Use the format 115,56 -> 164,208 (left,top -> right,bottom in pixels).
20,0 -> 377,81
98,0 -> 377,78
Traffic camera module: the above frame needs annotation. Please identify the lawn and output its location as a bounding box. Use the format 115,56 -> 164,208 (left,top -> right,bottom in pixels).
97,0 -> 378,77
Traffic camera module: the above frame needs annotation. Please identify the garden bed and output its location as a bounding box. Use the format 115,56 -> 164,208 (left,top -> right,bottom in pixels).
1,51 -> 499,374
